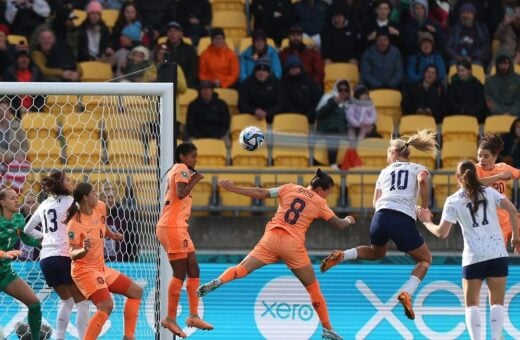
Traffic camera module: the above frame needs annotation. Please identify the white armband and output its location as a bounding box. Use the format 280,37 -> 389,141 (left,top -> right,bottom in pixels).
268,187 -> 280,198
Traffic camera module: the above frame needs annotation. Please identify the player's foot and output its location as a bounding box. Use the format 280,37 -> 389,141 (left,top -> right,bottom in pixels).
186,315 -> 214,330
122,336 -> 135,340
322,328 -> 343,340
161,318 -> 187,338
398,291 -> 415,320
320,250 -> 344,273
197,279 -> 222,297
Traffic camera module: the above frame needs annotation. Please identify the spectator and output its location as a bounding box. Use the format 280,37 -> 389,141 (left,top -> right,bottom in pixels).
484,53 -> 520,116
177,0 -> 211,46
186,80 -> 230,140
446,59 -> 487,123
346,84 -> 377,144
499,117 -> 520,168
402,64 -> 447,123
165,21 -> 198,88
282,55 -> 321,124
445,3 -> 490,67
111,1 -> 148,50
320,6 -> 362,65
0,25 -> 16,72
278,24 -> 324,88
327,0 -> 374,34
400,0 -> 445,56
405,31 -> 446,84
239,29 -> 282,82
109,23 -> 141,76
238,58 -> 285,124
293,0 -> 329,46
134,0 -> 176,38
315,79 -> 350,167
449,0 -> 503,39
5,0 -> 50,38
360,27 -> 403,90
364,0 -> 400,48
49,4 -> 79,54
199,27 -> 239,89
31,28 -> 81,82
119,45 -> 150,82
251,0 -> 296,46
77,1 -> 114,62
100,0 -> 126,10
494,2 -> 520,64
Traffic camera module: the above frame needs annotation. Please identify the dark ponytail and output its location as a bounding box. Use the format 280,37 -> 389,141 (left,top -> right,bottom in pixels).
174,142 -> 197,163
458,160 -> 485,213
310,168 -> 334,190
64,182 -> 93,224
42,170 -> 71,196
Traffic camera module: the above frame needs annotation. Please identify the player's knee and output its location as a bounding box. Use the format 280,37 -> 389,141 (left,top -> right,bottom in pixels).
27,301 -> 41,312
97,298 -> 114,314
188,264 -> 200,278
132,284 -> 143,299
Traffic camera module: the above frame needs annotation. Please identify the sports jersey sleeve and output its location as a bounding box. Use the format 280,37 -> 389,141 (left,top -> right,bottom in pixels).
270,184 -> 288,198
487,187 -> 505,207
319,203 -> 336,221
441,196 -> 458,224
23,208 -> 43,239
67,220 -> 84,247
375,171 -> 384,190
174,164 -> 190,185
503,163 -> 520,179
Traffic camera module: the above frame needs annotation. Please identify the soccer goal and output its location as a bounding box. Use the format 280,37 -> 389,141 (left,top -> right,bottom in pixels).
0,82 -> 174,339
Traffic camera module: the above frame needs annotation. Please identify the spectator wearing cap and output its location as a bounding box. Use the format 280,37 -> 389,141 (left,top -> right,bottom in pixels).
282,55 -> 321,124
109,23 -> 142,77
405,31 -> 445,84
446,59 -> 487,123
165,20 -> 199,88
239,30 -> 282,82
199,28 -> 239,88
186,80 -> 230,140
360,27 -> 403,90
449,0 -> 503,39
345,84 -> 378,144
177,0 -> 212,46
5,0 -> 50,37
364,0 -> 400,48
0,25 -> 16,72
494,2 -> 520,64
279,24 -> 324,89
320,6 -> 363,65
400,0 -> 445,57
77,1 -> 114,62
111,2 -> 148,50
119,45 -> 150,81
446,2 -> 490,67
293,0 -> 329,45
327,0 -> 373,36
484,52 -> 520,116
238,58 -> 285,123
135,0 -> 176,36
251,0 -> 296,46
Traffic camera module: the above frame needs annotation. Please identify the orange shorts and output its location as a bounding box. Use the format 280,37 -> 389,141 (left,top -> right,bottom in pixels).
156,227 -> 195,259
72,266 -> 121,299
249,228 -> 310,269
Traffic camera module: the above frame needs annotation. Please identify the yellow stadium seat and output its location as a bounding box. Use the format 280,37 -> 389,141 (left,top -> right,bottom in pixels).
272,113 -> 309,134
66,138 -> 102,167
259,171 -> 303,207
211,11 -> 248,46
130,173 -> 160,207
179,88 -> 198,125
88,172 -> 126,199
370,89 -> 402,124
7,34 -> 27,46
483,115 -> 517,134
73,9 -> 86,26
79,61 -> 112,82
312,139 -> 333,166
432,169 -> 458,209
198,36 -> 237,54
489,64 -> 520,75
214,88 -> 239,115
108,139 -> 146,167
211,0 -> 245,12
376,114 -> 394,140
22,113 -> 57,139
157,36 -> 192,45
231,142 -> 268,167
280,36 -> 316,50
448,64 -> 485,84
409,146 -> 437,170
192,138 -> 228,167
441,141 -> 477,169
62,112 -> 101,140
442,115 -> 479,143
28,139 -> 63,168
44,95 -> 79,114
230,114 -> 267,141
101,9 -> 119,30
219,173 -> 256,207
238,37 -> 276,53
346,168 -> 379,209
324,63 -> 359,93
399,115 -> 437,137
346,138 -> 388,168
272,144 -> 309,167
191,176 -> 214,207
105,114 -> 148,139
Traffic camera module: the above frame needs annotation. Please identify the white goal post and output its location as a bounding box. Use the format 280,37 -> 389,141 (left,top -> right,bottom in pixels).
0,82 -> 174,339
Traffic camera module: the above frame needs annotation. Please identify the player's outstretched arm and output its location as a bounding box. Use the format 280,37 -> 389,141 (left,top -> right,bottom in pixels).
479,171 -> 513,185
105,228 -> 123,241
501,197 -> 520,253
23,214 -> 43,240
417,170 -> 430,209
218,179 -> 269,199
327,215 -> 355,230
417,207 -> 452,239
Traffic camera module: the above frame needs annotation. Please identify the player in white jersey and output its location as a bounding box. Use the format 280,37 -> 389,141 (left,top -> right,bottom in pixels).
320,129 -> 438,320
418,160 -> 520,340
24,171 -> 89,340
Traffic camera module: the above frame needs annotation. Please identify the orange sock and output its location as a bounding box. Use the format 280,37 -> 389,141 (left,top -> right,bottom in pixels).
218,264 -> 248,284
305,281 -> 331,330
84,310 -> 109,340
124,298 -> 141,337
168,277 -> 184,319
186,277 -> 200,315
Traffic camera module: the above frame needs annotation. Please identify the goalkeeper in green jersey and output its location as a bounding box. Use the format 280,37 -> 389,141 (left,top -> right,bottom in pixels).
0,188 -> 42,340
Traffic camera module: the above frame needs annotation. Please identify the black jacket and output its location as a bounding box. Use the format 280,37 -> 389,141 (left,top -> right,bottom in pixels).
167,40 -> 199,88
186,93 -> 230,139
77,21 -> 113,62
251,0 -> 296,45
446,75 -> 487,123
402,82 -> 448,123
282,71 -> 321,124
238,74 -> 285,123
320,19 -> 362,62
135,0 -> 177,32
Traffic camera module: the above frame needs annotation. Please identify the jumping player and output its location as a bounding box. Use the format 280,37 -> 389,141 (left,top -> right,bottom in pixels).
24,171 -> 89,340
156,142 -> 213,338
0,188 -> 42,340
66,182 -> 142,340
475,133 -> 520,246
197,169 -> 355,340
320,129 -> 438,321
418,160 -> 520,340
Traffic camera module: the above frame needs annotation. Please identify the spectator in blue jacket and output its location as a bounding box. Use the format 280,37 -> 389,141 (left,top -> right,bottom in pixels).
405,31 -> 446,84
360,27 -> 403,90
239,30 -> 282,82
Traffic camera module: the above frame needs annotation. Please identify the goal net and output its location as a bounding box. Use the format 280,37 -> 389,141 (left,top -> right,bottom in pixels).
0,82 -> 174,339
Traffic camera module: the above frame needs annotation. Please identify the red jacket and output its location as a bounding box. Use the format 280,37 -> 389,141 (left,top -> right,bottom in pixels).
279,46 -> 324,87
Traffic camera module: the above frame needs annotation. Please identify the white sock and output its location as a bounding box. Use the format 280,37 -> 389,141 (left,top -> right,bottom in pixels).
402,275 -> 421,296
465,305 -> 482,340
343,248 -> 357,261
56,297 -> 74,339
76,300 -> 90,339
490,304 -> 505,340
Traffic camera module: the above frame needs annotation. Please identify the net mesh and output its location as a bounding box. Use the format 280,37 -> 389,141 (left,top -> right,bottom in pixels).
0,93 -> 161,338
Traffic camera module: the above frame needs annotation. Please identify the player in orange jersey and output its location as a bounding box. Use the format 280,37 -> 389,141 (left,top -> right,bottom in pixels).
65,182 -> 143,340
197,169 -> 355,340
156,142 -> 213,338
476,133 -> 520,246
